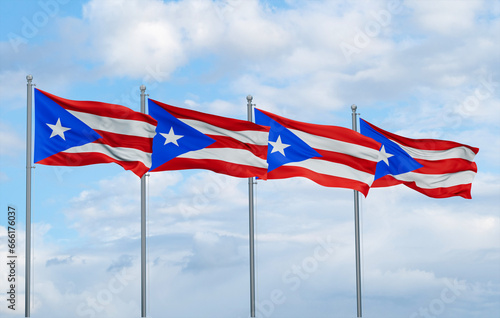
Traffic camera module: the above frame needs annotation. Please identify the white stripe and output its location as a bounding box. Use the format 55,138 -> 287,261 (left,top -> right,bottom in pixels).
63,143 -> 152,167
68,110 -> 157,138
393,170 -> 476,189
288,128 -> 380,162
284,158 -> 375,185
178,147 -> 268,168
180,119 -> 269,146
390,141 -> 477,162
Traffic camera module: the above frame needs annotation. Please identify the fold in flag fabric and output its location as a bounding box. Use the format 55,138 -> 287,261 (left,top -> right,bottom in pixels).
34,89 -> 157,177
148,99 -> 269,178
254,108 -> 382,196
360,119 -> 479,199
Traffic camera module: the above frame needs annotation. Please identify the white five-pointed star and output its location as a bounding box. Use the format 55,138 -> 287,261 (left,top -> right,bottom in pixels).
269,135 -> 290,156
160,127 -> 183,146
378,145 -> 394,165
46,118 -> 71,140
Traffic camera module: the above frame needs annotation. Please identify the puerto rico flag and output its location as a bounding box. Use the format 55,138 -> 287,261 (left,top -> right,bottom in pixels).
360,119 -> 479,199
148,99 -> 269,178
34,89 -> 157,177
254,108 -> 382,196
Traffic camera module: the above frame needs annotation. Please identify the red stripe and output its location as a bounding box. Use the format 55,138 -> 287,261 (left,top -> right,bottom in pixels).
370,158 -> 477,189
152,157 -> 268,178
403,182 -> 473,199
364,119 -> 479,153
412,158 -> 478,174
257,108 -> 380,150
371,175 -> 473,199
37,89 -> 157,125
150,99 -> 269,132
371,175 -> 403,187
205,135 -> 268,159
94,130 -> 153,153
266,166 -> 370,196
314,149 -> 378,175
37,152 -> 149,177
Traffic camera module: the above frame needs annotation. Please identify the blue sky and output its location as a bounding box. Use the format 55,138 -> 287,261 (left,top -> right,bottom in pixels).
0,0 -> 499,317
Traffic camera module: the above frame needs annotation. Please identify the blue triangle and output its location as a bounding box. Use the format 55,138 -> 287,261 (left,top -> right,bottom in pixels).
34,89 -> 102,163
255,109 -> 321,172
149,100 -> 216,171
359,119 -> 423,180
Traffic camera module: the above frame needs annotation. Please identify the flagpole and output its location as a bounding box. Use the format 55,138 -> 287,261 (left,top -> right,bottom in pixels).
140,85 -> 147,318
351,104 -> 362,317
247,95 -> 256,317
25,75 -> 33,318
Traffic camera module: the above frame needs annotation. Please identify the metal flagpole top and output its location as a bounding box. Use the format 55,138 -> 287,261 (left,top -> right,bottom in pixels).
140,84 -> 146,92
351,104 -> 357,112
27,74 -> 33,81
247,95 -> 253,102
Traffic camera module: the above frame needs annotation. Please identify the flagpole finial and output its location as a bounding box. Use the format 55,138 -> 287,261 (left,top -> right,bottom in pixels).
27,74 -> 33,81
140,85 -> 146,92
247,95 -> 253,102
351,104 -> 357,112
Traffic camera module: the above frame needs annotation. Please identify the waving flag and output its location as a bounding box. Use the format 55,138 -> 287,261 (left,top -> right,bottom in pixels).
148,99 -> 269,178
254,109 -> 382,196
360,119 -> 479,199
360,119 -> 423,181
34,89 -> 157,177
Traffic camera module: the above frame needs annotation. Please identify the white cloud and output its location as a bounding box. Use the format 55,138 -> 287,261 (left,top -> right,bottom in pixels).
0,121 -> 24,158
64,172 -> 181,241
81,0 -> 185,78
0,69 -> 30,105
469,172 -> 500,198
76,0 -> 293,79
407,0 -> 484,35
